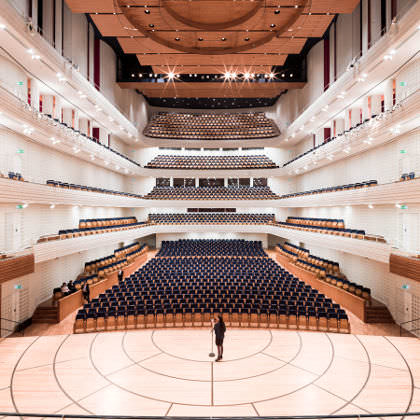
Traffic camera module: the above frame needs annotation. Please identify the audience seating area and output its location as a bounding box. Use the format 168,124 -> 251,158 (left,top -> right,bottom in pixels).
156,239 -> 268,257
148,213 -> 275,225
53,242 -> 147,300
276,242 -> 371,300
74,240 -> 350,334
280,180 -> 378,199
145,155 -> 278,170
400,172 -> 416,181
276,216 -> 386,242
143,112 -> 280,140
4,171 -> 25,181
38,216 -> 146,242
143,186 -> 280,200
46,180 -> 143,199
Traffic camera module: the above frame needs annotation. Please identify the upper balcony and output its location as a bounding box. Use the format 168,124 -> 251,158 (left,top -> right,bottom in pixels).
279,0 -> 420,147
0,1 -> 139,144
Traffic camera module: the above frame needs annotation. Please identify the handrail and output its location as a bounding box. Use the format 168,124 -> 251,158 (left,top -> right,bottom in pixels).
400,317 -> 420,337
0,317 -> 20,324
400,317 -> 420,326
0,412 -> 419,419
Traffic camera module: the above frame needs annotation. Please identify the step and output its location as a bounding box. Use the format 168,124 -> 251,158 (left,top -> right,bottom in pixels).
31,317 -> 58,324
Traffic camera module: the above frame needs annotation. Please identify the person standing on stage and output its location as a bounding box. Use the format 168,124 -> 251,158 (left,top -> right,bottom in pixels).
214,314 -> 226,361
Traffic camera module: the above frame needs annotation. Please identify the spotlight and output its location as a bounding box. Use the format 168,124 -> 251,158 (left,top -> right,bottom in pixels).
244,72 -> 250,80
167,71 -> 175,80
224,71 -> 231,80
269,72 -> 275,79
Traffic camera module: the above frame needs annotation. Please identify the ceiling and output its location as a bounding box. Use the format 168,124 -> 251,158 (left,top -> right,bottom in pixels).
65,0 -> 360,102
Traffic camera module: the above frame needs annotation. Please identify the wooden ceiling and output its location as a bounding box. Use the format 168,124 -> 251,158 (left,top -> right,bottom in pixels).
65,0 -> 360,98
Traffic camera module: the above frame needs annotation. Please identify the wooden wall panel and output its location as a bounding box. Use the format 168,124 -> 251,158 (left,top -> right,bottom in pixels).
120,36 -> 306,55
390,254 -> 420,282
0,254 -> 35,285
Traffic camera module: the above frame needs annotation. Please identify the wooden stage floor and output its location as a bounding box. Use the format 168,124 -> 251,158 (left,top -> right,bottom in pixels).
0,329 -> 419,418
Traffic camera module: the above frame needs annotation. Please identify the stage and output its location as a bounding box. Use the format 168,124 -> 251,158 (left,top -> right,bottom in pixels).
0,329 -> 419,417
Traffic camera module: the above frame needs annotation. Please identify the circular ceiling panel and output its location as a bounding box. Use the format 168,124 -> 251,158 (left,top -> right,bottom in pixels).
116,0 -> 308,55
161,0 -> 264,30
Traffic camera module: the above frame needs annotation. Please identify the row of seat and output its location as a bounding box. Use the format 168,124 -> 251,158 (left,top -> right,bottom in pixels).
74,306 -> 350,334
84,243 -> 146,275
283,242 -> 339,273
74,240 -> 349,334
157,239 -> 267,257
282,242 -> 310,259
143,112 -> 280,140
286,217 -> 345,228
148,213 -> 275,225
400,172 -> 416,181
79,217 -> 137,230
46,180 -> 143,199
143,186 -> 280,200
38,216 -> 147,242
276,244 -> 371,300
2,171 -> 25,181
145,155 -> 278,170
326,274 -> 371,300
280,180 -> 378,199
277,217 -> 386,242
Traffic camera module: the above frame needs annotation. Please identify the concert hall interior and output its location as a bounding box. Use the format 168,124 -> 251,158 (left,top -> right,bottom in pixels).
0,0 -> 419,418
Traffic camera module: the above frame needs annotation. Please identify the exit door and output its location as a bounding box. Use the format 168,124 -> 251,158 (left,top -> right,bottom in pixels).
4,213 -> 22,252
402,213 -> 419,253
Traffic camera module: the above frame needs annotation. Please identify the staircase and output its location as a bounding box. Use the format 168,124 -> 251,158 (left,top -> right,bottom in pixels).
32,300 -> 58,324
365,300 -> 394,323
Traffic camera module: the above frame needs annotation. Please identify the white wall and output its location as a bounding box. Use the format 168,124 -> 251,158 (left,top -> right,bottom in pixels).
295,130 -> 420,190
1,242 -> 118,334
293,241 -> 420,330
0,128 -> 127,189
0,203 -> 127,252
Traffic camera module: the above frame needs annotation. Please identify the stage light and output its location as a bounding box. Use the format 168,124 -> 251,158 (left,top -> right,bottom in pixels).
231,72 -> 237,80
244,72 -> 250,80
167,72 -> 175,80
224,71 -> 231,80
269,72 -> 275,79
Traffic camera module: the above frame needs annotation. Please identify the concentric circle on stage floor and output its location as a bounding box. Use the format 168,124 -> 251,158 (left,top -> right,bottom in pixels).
1,329 -> 418,417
